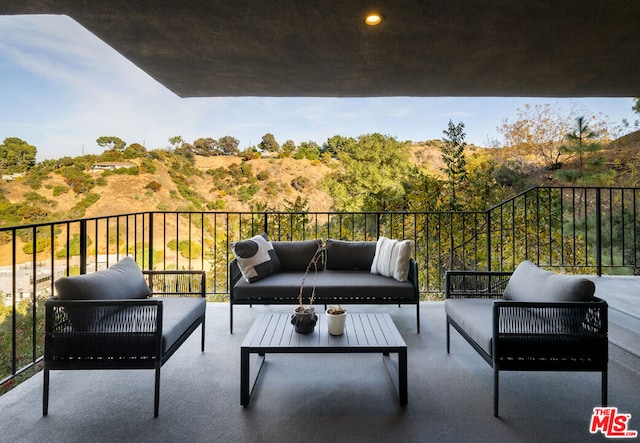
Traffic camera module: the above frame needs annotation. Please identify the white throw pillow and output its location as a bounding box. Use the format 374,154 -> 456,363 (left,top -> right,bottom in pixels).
370,236 -> 414,281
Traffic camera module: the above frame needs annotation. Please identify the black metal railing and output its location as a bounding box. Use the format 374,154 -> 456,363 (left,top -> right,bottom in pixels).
1,186 -> 638,389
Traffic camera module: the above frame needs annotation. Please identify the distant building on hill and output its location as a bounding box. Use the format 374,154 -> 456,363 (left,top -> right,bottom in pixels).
91,162 -> 136,172
1,172 -> 25,181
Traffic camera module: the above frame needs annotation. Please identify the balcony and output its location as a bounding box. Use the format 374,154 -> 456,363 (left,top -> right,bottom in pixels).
0,186 -> 639,441
1,299 -> 640,442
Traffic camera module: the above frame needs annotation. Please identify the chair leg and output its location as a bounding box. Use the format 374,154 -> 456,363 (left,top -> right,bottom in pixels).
416,303 -> 420,333
230,302 -> 233,334
494,368 -> 499,417
43,367 -> 49,416
446,321 -> 450,353
201,318 -> 206,352
154,365 -> 161,418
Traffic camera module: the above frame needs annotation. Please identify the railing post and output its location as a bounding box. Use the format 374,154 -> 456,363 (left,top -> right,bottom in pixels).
263,212 -> 268,235
80,219 -> 87,275
449,212 -> 454,270
596,188 -> 602,276
376,212 -> 381,238
486,209 -> 492,272
148,212 -> 154,271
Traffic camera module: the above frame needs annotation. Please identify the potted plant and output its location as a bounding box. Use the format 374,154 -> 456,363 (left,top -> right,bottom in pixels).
326,305 -> 347,336
291,244 -> 325,334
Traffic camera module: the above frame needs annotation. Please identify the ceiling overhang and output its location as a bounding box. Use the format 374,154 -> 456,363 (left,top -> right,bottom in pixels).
2,1 -> 639,98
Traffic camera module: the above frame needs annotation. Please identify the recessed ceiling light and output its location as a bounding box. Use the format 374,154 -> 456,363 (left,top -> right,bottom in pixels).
364,13 -> 382,26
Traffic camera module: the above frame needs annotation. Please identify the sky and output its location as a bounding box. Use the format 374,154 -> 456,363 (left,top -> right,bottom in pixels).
0,14 -> 637,162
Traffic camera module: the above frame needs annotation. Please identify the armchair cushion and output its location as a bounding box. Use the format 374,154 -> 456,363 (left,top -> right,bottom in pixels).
55,256 -> 151,301
503,260 -> 595,302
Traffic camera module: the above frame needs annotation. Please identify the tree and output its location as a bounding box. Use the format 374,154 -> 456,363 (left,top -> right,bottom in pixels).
259,133 -> 280,154
494,104 -> 571,170
96,136 -> 126,152
0,137 -> 37,172
564,116 -> 600,178
633,98 -> 640,115
293,141 -> 320,160
441,120 -> 468,210
192,137 -> 218,156
218,135 -> 240,155
326,133 -> 413,211
123,143 -> 147,159
168,135 -> 185,150
281,140 -> 296,157
322,135 -> 356,157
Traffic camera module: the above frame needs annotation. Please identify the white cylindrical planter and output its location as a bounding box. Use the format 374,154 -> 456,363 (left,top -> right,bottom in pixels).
326,309 -> 347,336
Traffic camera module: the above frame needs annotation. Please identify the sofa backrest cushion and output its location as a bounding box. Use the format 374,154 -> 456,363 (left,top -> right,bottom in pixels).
370,236 -> 414,282
503,260 -> 595,302
272,239 -> 324,271
325,239 -> 376,271
231,233 -> 282,282
55,256 -> 151,301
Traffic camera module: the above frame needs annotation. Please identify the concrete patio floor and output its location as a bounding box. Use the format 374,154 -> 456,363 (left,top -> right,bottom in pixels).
1,301 -> 639,443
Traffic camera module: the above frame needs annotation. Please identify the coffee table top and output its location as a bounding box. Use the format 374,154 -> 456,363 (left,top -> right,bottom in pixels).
241,313 -> 406,351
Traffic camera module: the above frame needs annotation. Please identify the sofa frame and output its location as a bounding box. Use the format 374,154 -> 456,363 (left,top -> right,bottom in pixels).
43,269 -> 206,418
445,269 -> 608,417
229,258 -> 420,333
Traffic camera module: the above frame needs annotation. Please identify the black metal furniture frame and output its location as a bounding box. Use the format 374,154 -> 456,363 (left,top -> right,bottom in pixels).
240,313 -> 408,406
230,259 -> 420,334
445,270 -> 608,417
43,270 -> 206,418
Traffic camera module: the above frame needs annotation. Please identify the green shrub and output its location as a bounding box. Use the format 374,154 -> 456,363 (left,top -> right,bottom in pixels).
207,199 -> 226,210
52,185 -> 69,197
237,184 -> 259,202
206,167 -> 226,180
140,160 -> 156,174
291,176 -> 310,191
145,180 -> 162,192
22,237 -> 51,255
55,234 -> 92,258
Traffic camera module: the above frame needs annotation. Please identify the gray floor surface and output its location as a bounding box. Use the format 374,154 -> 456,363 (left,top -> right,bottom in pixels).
1,301 -> 639,443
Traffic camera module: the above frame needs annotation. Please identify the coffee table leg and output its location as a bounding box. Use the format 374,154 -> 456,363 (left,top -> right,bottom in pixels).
241,350 -> 267,406
399,349 -> 408,406
241,348 -> 250,406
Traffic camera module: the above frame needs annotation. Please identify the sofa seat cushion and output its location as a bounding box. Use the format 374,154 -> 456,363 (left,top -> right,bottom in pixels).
504,260 -> 595,302
159,297 -> 206,354
445,298 -> 494,356
232,270 -> 417,302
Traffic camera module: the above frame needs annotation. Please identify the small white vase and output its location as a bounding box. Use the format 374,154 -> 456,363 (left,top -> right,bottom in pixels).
326,309 -> 347,336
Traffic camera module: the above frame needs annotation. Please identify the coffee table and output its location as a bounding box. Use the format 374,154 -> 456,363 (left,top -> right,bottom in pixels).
240,312 -> 407,406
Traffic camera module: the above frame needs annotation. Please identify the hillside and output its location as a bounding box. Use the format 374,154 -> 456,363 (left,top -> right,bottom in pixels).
1,131 -> 639,223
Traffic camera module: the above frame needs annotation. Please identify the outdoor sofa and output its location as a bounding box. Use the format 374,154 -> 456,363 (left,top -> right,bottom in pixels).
445,260 -> 608,416
43,257 -> 206,417
229,236 -> 420,333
